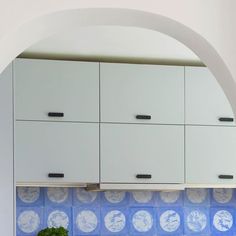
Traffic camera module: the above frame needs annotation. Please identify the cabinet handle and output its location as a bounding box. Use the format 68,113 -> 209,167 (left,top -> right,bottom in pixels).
136,174 -> 152,179
218,175 -> 233,179
48,112 -> 64,117
136,115 -> 151,120
48,173 -> 64,178
219,117 -> 234,122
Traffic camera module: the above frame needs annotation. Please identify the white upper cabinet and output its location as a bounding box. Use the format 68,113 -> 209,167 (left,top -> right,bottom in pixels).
15,121 -> 99,184
186,125 -> 236,184
100,63 -> 184,124
101,123 -> 184,184
185,66 -> 235,126
15,59 -> 99,122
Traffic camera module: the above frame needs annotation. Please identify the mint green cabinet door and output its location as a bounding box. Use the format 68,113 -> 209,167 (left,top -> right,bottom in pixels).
186,125 -> 236,184
101,123 -> 184,184
101,63 -> 184,124
185,67 -> 235,126
15,121 -> 99,184
15,59 -> 99,122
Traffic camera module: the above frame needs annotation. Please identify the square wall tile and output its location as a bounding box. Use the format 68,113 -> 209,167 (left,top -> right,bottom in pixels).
72,206 -> 100,235
101,191 -> 129,207
210,207 -> 235,235
72,188 -> 100,206
211,189 -> 235,206
16,187 -> 44,207
16,207 -> 44,236
157,207 -> 183,235
184,207 -> 210,235
101,207 -> 128,235
45,187 -> 72,206
44,206 -> 72,235
184,189 -> 210,207
129,191 -> 156,206
157,191 -> 183,207
129,207 -> 156,235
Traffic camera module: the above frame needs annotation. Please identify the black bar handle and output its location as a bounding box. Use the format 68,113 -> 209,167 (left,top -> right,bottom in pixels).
136,174 -> 152,179
48,173 -> 64,178
219,117 -> 234,122
48,112 -> 64,117
136,115 -> 151,120
218,174 -> 234,179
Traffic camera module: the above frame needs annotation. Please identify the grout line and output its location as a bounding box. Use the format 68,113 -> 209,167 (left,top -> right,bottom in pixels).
15,119 -> 236,128
16,119 -> 99,124
99,62 -> 101,183
184,66 -> 186,184
100,122 -> 185,126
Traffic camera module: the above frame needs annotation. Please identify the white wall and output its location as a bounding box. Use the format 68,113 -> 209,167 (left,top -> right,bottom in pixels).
0,0 -> 236,112
22,26 -> 201,64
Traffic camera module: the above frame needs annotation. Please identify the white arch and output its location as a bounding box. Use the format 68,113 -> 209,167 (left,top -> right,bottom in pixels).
1,8 -> 236,114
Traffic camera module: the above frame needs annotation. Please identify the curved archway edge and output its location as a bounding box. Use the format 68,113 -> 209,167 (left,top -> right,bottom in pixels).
1,8 -> 236,115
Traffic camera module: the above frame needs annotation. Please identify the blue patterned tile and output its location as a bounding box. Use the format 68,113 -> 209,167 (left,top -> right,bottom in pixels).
45,187 -> 72,206
184,189 -> 210,207
157,191 -> 183,207
210,207 -> 235,235
72,188 -> 100,206
156,207 -> 183,235
73,206 -> 100,235
15,187 -> 236,236
101,207 -> 128,235
44,206 -> 72,235
129,191 -> 156,206
129,207 -> 156,235
16,187 -> 44,207
16,207 -> 44,236
184,207 -> 210,235
211,189 -> 235,206
101,191 -> 129,207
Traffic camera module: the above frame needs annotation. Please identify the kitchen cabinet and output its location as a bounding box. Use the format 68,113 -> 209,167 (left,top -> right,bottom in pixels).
101,123 -> 184,184
0,64 -> 14,236
186,125 -> 236,184
100,63 -> 184,124
15,121 -> 99,184
13,58 -> 236,188
185,66 -> 235,126
15,59 -> 99,122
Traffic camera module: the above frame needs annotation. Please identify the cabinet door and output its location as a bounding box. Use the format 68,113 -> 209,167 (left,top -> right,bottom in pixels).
185,67 -> 235,126
101,63 -> 184,124
101,123 -> 184,183
15,59 -> 99,122
186,126 -> 236,184
15,121 -> 99,184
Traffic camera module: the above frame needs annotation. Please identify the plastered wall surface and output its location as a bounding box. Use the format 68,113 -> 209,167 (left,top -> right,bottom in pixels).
0,0 -> 236,113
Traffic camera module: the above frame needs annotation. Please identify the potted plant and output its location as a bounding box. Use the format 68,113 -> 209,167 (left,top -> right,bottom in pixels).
37,227 -> 68,236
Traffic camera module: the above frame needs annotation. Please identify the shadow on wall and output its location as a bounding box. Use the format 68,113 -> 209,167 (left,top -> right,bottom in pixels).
1,8 -> 236,116
16,187 -> 236,236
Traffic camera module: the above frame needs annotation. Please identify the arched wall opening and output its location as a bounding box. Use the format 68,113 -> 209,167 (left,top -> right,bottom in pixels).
1,8 -> 236,115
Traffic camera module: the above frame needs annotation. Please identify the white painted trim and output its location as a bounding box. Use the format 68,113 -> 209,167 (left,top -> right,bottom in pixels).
86,183 -> 236,191
16,182 -> 87,187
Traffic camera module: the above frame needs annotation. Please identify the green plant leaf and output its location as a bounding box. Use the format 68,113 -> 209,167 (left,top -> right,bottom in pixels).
37,227 -> 68,236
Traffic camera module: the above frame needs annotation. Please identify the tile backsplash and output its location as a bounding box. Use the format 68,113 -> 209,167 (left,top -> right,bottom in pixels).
16,187 -> 236,235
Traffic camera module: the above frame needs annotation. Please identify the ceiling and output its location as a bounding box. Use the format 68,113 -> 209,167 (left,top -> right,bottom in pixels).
20,26 -> 202,65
